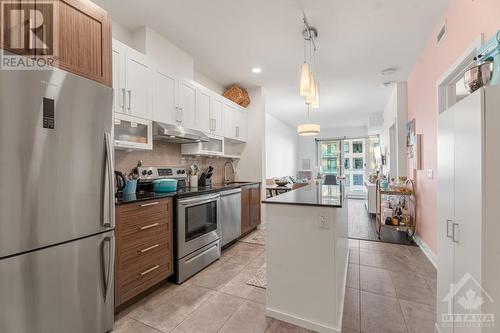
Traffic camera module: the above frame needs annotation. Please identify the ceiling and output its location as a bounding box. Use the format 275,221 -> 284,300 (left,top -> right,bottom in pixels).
94,0 -> 450,129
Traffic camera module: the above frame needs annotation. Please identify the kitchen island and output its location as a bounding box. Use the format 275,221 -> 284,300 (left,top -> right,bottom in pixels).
262,184 -> 348,333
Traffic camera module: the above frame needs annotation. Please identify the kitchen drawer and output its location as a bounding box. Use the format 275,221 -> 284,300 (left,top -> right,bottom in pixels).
120,244 -> 170,284
119,231 -> 172,267
117,198 -> 171,214
119,221 -> 171,251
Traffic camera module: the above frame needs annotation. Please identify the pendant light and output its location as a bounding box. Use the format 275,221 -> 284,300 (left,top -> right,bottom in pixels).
300,62 -> 312,96
300,15 -> 320,107
298,104 -> 320,136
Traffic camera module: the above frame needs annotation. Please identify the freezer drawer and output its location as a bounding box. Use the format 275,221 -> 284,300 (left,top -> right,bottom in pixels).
0,231 -> 115,333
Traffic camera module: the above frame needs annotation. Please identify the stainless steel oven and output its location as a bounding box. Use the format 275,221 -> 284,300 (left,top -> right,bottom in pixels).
175,193 -> 221,283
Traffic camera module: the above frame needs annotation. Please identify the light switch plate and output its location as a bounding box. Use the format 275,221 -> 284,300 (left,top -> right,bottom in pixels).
427,169 -> 433,179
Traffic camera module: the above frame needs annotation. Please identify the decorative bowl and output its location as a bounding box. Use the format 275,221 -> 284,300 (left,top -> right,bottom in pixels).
274,178 -> 288,187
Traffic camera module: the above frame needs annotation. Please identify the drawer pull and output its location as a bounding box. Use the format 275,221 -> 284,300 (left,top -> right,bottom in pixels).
139,244 -> 159,253
140,265 -> 160,276
140,202 -> 159,207
139,223 -> 159,230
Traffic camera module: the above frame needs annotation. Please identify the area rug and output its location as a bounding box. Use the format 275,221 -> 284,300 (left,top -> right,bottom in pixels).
240,227 -> 266,246
246,264 -> 267,289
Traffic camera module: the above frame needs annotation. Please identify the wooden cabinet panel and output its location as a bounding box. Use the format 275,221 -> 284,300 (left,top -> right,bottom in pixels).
241,183 -> 261,236
54,0 -> 112,86
115,198 -> 173,307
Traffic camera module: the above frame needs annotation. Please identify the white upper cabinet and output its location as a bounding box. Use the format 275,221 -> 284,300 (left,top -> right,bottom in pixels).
177,80 -> 197,128
153,69 -> 176,124
198,89 -> 224,136
112,39 -> 152,120
224,102 -> 247,142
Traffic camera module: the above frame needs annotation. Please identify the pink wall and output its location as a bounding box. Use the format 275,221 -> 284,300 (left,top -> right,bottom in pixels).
407,0 -> 500,254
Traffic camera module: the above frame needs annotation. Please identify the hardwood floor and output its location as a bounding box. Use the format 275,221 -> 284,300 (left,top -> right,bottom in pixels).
348,199 -> 416,246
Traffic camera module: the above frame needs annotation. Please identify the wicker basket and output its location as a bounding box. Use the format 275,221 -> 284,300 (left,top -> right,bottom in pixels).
224,85 -> 250,108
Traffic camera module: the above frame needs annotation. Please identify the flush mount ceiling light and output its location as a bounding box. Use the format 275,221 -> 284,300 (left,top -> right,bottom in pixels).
380,67 -> 399,75
298,104 -> 320,136
252,67 -> 262,73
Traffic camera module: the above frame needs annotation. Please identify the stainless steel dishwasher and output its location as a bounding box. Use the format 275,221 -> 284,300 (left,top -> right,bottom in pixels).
220,188 -> 242,247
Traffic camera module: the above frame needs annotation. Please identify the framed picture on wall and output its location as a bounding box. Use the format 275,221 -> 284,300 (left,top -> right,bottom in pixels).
406,119 -> 416,147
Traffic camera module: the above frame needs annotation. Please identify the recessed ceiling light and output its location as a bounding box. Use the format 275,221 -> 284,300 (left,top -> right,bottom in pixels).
380,67 -> 399,75
252,67 -> 262,73
381,80 -> 397,88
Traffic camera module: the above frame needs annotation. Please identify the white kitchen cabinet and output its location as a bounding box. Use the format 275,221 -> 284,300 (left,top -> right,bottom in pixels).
114,113 -> 153,150
153,69 -> 176,125
224,102 -> 247,142
112,39 -> 152,120
177,80 -> 197,129
198,89 -> 224,136
436,86 -> 500,333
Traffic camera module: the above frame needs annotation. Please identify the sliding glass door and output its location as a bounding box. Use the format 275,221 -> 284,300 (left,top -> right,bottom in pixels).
317,140 -> 343,180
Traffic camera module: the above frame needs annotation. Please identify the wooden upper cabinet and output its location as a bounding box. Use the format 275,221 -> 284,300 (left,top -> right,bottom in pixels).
52,0 -> 112,86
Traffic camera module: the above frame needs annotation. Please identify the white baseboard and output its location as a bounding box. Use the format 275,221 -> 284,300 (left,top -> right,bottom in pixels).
413,233 -> 437,269
265,308 -> 341,333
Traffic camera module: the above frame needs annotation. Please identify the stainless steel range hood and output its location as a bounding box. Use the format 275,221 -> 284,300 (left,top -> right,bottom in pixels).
153,122 -> 210,144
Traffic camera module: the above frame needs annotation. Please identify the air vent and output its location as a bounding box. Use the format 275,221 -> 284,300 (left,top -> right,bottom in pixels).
437,22 -> 447,44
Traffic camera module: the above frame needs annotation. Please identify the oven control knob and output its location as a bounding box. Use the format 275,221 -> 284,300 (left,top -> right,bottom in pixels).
141,170 -> 147,176
147,170 -> 153,175
181,170 -> 186,174
177,170 -> 182,174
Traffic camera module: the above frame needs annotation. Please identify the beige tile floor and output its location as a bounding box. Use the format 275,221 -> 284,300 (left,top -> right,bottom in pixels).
115,233 -> 437,333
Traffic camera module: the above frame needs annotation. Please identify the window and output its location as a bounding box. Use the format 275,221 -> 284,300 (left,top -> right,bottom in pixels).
352,141 -> 363,154
324,158 -> 338,174
343,142 -> 349,154
353,174 -> 364,186
353,157 -> 364,170
344,158 -> 350,170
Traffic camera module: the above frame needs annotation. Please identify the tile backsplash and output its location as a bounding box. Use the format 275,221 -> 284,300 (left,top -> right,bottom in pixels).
115,141 -> 235,184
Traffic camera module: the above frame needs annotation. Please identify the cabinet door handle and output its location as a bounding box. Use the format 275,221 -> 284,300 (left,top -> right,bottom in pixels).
180,108 -> 184,124
214,119 -> 217,132
139,244 -> 159,253
139,222 -> 159,230
140,265 -> 160,276
121,88 -> 126,111
452,223 -> 459,243
127,90 -> 132,111
140,201 -> 159,207
446,219 -> 453,238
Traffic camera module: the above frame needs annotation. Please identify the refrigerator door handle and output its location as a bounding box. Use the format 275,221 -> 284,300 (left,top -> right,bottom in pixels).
100,236 -> 113,302
104,132 -> 115,228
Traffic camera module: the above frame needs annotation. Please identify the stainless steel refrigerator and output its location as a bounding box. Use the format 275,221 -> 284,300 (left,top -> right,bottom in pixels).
0,68 -> 115,333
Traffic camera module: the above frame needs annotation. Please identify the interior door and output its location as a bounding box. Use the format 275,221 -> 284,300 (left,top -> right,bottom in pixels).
0,68 -> 113,258
452,90 -> 483,333
153,70 -> 176,124
177,80 -> 197,128
0,231 -> 114,333
437,108 -> 455,333
125,49 -> 151,119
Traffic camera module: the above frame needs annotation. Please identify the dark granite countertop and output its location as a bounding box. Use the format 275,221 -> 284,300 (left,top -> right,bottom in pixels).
262,184 -> 343,207
115,181 -> 262,205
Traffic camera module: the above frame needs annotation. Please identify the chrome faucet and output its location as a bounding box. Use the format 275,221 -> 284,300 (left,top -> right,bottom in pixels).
224,160 -> 236,183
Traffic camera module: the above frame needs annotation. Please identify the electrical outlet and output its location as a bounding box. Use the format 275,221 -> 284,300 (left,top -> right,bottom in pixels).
319,215 -> 330,229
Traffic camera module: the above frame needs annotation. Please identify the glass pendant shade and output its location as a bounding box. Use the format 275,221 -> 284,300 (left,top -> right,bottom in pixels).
310,82 -> 320,108
300,62 -> 312,96
306,74 -> 317,105
297,123 -> 320,136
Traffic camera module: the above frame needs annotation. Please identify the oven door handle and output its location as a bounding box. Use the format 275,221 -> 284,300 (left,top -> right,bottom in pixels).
180,198 -> 218,208
178,194 -> 220,205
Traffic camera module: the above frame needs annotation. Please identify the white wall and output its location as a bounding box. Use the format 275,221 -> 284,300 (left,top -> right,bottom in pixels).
298,126 -> 368,176
380,82 -> 408,178
194,70 -> 225,95
235,87 -> 266,184
265,113 -> 299,178
111,20 -> 134,46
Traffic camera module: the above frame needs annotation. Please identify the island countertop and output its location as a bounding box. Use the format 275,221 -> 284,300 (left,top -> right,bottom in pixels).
262,183 -> 343,207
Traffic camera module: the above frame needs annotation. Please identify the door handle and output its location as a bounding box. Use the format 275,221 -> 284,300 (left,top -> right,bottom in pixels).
103,132 -> 114,228
121,88 -> 126,111
100,236 -> 112,302
446,219 -> 453,238
452,222 -> 459,243
139,222 -> 160,230
140,201 -> 159,207
180,108 -> 184,123
139,244 -> 159,253
214,119 -> 217,132
127,90 -> 132,111
140,265 -> 160,276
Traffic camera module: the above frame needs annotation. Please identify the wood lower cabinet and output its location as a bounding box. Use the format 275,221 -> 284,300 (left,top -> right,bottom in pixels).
115,198 -> 174,307
241,183 -> 261,236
